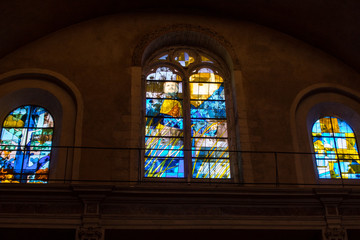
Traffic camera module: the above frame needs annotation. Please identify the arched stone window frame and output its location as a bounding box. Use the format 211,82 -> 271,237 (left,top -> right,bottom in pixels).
142,46 -> 237,181
0,69 -> 83,183
291,84 -> 360,184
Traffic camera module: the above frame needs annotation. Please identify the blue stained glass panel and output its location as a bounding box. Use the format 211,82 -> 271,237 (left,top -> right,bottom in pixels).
159,54 -> 168,60
26,129 -> 53,147
190,100 -> 226,119
0,149 -> 18,170
337,118 -> 353,133
30,107 -> 54,128
145,157 -> 184,178
0,128 -> 26,146
0,106 -> 53,183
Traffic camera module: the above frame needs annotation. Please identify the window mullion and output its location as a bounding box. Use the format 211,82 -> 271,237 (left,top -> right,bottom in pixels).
183,75 -> 192,181
20,106 -> 32,183
330,117 -> 344,180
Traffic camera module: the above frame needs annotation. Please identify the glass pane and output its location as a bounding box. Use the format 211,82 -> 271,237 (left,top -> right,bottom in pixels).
316,159 -> 341,179
26,129 -> 53,147
145,157 -> 184,178
189,68 -> 223,82
3,106 -> 30,128
340,160 -> 360,179
192,158 -> 230,178
337,118 -> 354,133
191,100 -> 226,118
191,119 -> 227,138
31,107 -> 54,128
159,54 -> 168,60
320,117 -> 333,133
313,136 -> 336,152
0,149 -> 19,170
145,137 -> 184,157
200,56 -> 213,63
26,173 -> 48,183
192,139 -> 229,158
146,81 -> 183,99
174,52 -> 194,67
335,137 -> 359,160
145,117 -> 183,137
146,99 -> 183,117
21,150 -> 51,171
0,167 -> 19,183
146,67 -> 181,81
190,83 -> 224,100
0,128 -> 27,146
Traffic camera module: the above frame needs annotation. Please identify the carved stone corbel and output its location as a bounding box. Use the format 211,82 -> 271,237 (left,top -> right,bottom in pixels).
324,227 -> 347,240
77,226 -> 104,240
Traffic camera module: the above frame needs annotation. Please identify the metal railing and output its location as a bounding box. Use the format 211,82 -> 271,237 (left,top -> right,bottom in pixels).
1,145 -> 360,187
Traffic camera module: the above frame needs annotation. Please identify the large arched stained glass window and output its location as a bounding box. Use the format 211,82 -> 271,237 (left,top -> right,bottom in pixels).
0,106 -> 54,183
144,48 -> 230,179
312,116 -> 360,179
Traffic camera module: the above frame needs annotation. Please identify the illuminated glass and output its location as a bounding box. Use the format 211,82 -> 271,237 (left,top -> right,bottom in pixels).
190,68 -> 229,179
145,50 -> 230,179
0,106 -> 54,183
174,52 -> 195,67
145,67 -> 184,178
159,54 -> 168,60
201,56 -> 213,63
312,116 -> 360,179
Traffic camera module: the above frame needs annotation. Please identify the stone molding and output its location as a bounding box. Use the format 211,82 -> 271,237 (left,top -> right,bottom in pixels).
131,24 -> 240,70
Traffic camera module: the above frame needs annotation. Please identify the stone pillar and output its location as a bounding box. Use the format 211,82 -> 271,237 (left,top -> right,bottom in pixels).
316,189 -> 349,240
75,186 -> 112,240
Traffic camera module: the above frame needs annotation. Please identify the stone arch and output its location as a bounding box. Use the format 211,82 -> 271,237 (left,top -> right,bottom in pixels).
0,68 -> 84,181
131,24 -> 240,70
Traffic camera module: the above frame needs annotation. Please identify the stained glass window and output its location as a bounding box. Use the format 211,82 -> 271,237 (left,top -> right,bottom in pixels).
0,106 -> 54,183
144,49 -> 230,179
312,116 -> 360,179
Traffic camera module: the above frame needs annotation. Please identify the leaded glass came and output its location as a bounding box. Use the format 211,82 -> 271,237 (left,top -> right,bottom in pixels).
312,116 -> 360,179
144,49 -> 230,179
0,106 -> 54,183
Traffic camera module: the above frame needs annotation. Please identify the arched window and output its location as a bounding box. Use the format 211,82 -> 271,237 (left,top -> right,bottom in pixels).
144,48 -> 230,179
0,105 -> 54,183
312,116 -> 360,179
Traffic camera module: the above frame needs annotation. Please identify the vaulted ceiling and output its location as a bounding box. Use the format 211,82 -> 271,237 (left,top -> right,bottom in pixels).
1,0 -> 359,72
